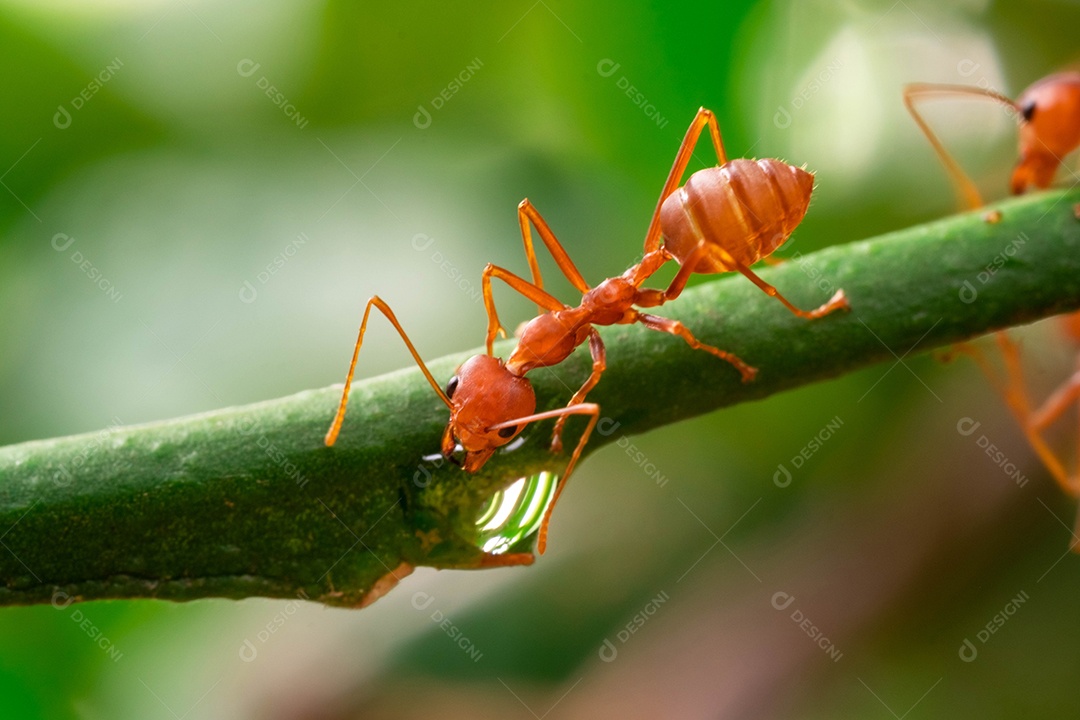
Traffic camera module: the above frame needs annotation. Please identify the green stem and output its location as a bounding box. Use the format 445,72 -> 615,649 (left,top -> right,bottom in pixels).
1,190 -> 1078,608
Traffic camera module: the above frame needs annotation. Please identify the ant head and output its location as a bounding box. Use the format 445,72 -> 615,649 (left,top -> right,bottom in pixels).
1011,72 -> 1080,194
440,354 -> 536,472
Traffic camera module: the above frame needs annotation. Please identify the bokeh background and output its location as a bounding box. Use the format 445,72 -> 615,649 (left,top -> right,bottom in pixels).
1,0 -> 1079,717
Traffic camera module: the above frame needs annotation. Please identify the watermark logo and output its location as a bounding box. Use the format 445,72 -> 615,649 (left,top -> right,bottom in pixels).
596,59 -> 668,129
237,59 -> 309,129
411,591 -> 484,661
773,57 -> 845,129
958,590 -> 1029,662
771,591 -> 842,662
955,60 -> 1020,122
51,233 -> 122,303
237,419 -> 311,488
615,436 -> 668,487
52,590 -> 123,662
54,416 -> 125,487
413,58 -> 484,129
411,233 -> 484,303
956,417 -> 1028,488
790,249 -> 840,299
238,232 -> 309,304
54,58 -> 124,129
774,416 -> 843,487
598,590 -> 669,662
238,590 -> 310,662
958,232 -> 1027,304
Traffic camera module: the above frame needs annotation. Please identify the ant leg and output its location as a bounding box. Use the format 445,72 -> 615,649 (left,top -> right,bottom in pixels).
481,263 -> 565,356
634,241 -> 705,308
551,329 -> 607,453
658,240 -> 706,301
734,261 -> 849,319
902,83 -> 1018,211
476,552 -> 535,568
643,107 -> 729,253
325,296 -> 451,447
637,312 -> 757,382
490,403 -> 600,554
995,332 -> 1078,496
517,200 -> 591,315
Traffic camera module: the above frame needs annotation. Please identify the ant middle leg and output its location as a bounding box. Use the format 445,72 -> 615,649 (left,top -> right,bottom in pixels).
550,329 -> 607,453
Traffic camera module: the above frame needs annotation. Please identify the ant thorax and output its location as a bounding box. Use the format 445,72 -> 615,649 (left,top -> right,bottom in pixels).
507,313 -> 591,375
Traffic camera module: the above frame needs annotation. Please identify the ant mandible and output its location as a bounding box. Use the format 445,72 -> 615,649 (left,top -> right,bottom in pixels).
904,72 -> 1080,516
325,107 -> 849,556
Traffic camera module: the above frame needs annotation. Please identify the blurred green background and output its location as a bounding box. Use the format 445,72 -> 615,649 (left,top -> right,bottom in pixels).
1,0 -> 1079,717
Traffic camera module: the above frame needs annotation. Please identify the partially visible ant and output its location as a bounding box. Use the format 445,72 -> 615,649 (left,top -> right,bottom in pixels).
904,73 -> 1080,207
325,107 -> 849,557
904,72 -> 1080,521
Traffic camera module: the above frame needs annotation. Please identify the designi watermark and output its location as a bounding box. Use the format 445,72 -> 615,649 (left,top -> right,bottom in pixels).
413,58 -> 484,130
53,58 -> 124,129
52,590 -> 123,662
598,590 -> 669,662
774,57 -> 845,130
237,59 -> 309,129
412,591 -> 484,662
238,590 -> 310,662
958,233 -> 1028,304
959,590 -> 1029,662
239,232 -> 309,304
772,591 -> 842,662
596,59 -> 669,129
957,417 -> 1028,488
51,233 -> 122,303
774,416 -> 843,487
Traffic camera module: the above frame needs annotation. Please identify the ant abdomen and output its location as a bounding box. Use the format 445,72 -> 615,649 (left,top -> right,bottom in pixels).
659,158 -> 814,273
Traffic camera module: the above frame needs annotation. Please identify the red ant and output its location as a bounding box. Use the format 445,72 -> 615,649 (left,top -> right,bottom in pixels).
904,72 -> 1080,519
324,107 -> 849,556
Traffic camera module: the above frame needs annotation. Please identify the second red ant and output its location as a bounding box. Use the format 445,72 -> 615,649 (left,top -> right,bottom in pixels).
904,72 -> 1080,528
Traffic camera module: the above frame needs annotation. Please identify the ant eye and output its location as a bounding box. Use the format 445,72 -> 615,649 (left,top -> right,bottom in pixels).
445,376 -> 459,399
497,425 -> 518,439
1020,100 -> 1036,123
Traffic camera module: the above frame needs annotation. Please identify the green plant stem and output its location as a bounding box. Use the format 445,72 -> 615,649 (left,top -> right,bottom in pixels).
1,190 -> 1079,608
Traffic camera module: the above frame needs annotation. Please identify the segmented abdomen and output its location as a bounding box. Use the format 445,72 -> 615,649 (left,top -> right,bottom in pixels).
659,158 -> 814,274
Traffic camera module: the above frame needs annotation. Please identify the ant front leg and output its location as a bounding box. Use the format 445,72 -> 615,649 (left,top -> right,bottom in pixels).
325,296 -> 451,447
643,107 -> 729,253
551,329 -> 607,453
490,402 -> 600,554
481,264 -> 565,356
